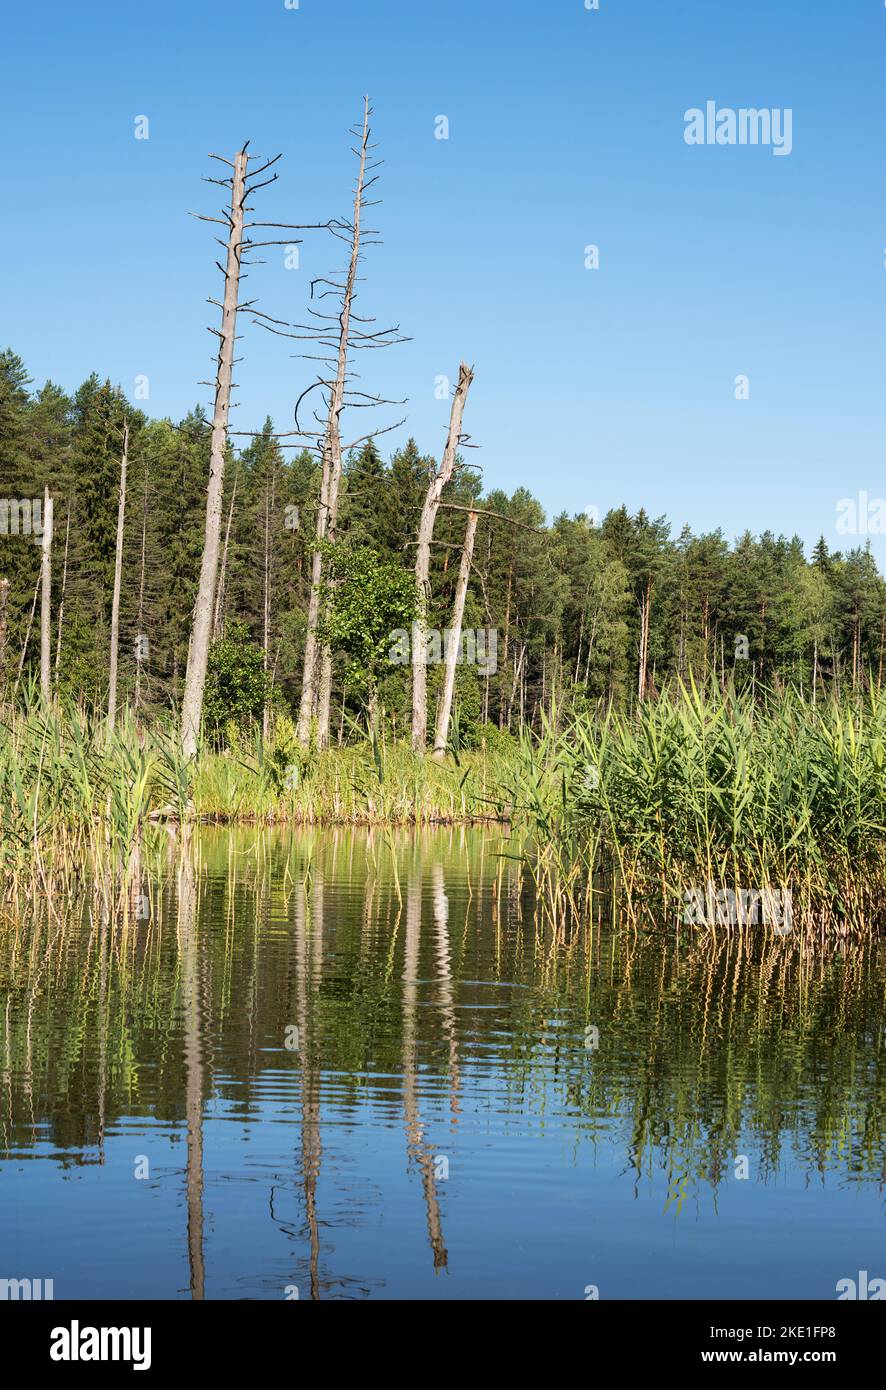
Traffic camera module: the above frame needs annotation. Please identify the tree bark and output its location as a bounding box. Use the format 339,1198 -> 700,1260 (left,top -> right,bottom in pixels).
433,509 -> 477,759
180,149 -> 248,759
412,361 -> 474,752
637,580 -> 652,702
107,420 -> 129,732
297,454 -> 331,744
316,644 -> 333,746
213,469 -> 238,640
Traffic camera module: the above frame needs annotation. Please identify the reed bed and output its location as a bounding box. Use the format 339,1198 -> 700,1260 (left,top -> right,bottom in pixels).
3,681 -> 886,938
509,678 -> 886,937
0,693 -> 515,911
193,733 -> 515,827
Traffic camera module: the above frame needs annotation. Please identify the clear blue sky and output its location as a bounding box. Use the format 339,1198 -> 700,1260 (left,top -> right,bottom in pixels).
2,0 -> 884,561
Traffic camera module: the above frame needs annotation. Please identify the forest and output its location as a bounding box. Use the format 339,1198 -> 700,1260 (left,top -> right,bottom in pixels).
1,344 -> 884,744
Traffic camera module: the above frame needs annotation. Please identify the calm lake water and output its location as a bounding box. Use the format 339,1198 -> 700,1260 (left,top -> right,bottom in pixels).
1,827 -> 883,1300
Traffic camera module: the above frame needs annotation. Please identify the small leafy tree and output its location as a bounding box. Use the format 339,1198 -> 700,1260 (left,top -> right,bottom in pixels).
318,544 -> 418,738
203,620 -> 270,744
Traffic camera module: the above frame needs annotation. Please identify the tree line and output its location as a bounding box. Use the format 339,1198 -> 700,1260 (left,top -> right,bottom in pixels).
1,342 -> 884,749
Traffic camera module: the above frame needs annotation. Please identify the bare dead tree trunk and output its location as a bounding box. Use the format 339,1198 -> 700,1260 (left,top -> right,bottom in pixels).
181,149 -> 248,759
107,420 -> 129,732
433,508 -> 477,759
213,469 -> 238,640
298,454 -> 331,745
412,362 -> 474,752
236,103 -> 401,750
637,581 -> 652,702
300,99 -> 372,748
53,503 -> 70,684
316,649 -> 334,747
39,486 -> 54,701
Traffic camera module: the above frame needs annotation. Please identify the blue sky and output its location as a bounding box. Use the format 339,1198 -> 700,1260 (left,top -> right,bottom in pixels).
2,0 -> 884,560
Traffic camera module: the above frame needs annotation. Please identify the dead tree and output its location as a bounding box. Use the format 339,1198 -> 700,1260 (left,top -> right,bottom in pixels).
304,100 -> 372,747
430,502 -> 541,758
432,508 -> 478,759
107,420 -> 129,732
638,577 -> 653,702
180,143 -> 309,758
247,98 -> 406,748
180,147 -> 248,757
301,101 -> 404,746
412,363 -> 474,752
39,486 -> 54,701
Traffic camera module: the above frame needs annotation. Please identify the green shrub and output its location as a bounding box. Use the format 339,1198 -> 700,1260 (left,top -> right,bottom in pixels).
203,622 -> 270,744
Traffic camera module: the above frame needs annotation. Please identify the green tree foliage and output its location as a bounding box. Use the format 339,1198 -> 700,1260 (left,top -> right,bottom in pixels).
318,543 -> 417,731
203,621 -> 270,742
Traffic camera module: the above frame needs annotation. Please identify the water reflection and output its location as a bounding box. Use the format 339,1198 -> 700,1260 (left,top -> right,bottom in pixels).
0,827 -> 883,1300
178,850 -> 204,1300
403,861 -> 447,1272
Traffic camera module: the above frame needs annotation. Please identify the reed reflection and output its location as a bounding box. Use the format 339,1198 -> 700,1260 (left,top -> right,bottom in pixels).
0,826 -> 882,1300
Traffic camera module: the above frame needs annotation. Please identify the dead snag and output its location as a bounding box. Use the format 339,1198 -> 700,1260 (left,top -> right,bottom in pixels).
412,362 -> 474,752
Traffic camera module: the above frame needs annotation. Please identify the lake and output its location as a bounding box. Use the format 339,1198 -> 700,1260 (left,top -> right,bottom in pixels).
1,827 -> 883,1300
